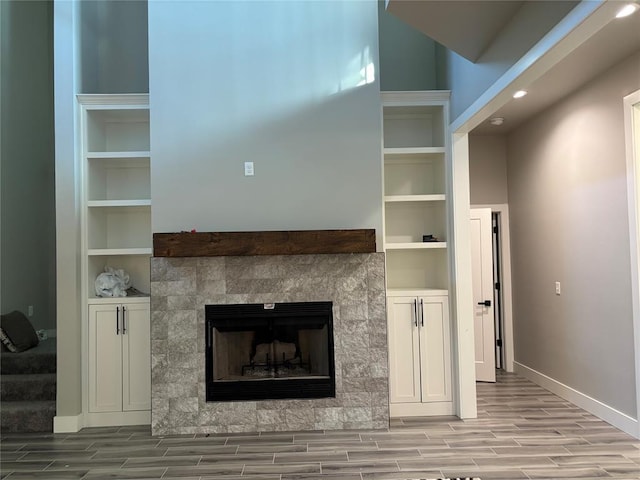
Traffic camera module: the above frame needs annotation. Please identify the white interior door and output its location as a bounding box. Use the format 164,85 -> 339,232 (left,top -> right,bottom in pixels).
471,208 -> 496,382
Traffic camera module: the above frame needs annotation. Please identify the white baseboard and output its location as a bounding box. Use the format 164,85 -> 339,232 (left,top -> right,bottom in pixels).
514,362 -> 639,438
83,410 -> 151,428
53,413 -> 84,433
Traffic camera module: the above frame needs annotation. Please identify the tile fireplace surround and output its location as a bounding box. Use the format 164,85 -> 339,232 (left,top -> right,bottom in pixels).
150,253 -> 388,435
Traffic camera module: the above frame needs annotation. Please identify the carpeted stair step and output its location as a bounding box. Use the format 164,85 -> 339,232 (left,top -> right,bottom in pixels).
0,400 -> 56,432
0,338 -> 57,374
1,373 -> 56,401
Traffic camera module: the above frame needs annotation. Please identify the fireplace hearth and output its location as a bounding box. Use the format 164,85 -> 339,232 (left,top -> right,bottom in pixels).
205,302 -> 335,401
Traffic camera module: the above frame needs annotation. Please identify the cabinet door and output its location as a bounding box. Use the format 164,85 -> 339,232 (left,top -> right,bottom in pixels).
387,296 -> 421,404
88,304 -> 123,413
121,302 -> 151,411
418,296 -> 452,403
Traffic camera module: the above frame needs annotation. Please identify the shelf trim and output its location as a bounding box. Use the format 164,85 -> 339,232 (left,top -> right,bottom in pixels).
381,90 -> 450,106
386,288 -> 449,297
88,248 -> 152,256
77,94 -> 149,106
385,195 -> 445,203
87,151 -> 150,159
88,296 -> 150,305
385,242 -> 447,250
384,147 -> 445,155
88,200 -> 151,208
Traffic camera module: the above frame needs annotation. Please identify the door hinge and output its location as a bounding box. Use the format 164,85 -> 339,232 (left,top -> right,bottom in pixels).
495,282 -> 501,291
496,339 -> 503,347
493,225 -> 498,234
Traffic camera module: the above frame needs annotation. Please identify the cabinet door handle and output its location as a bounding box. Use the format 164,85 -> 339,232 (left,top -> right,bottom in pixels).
122,306 -> 127,334
478,300 -> 492,307
413,299 -> 418,327
420,298 -> 424,327
116,306 -> 120,335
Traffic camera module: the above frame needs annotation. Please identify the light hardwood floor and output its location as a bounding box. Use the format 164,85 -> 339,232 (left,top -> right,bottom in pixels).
1,372 -> 638,480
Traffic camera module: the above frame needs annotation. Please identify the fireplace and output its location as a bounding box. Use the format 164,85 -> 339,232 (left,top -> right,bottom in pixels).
205,301 -> 335,401
150,252 -> 388,435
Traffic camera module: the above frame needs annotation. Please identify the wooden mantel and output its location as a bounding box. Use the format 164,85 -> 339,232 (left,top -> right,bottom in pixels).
153,229 -> 376,257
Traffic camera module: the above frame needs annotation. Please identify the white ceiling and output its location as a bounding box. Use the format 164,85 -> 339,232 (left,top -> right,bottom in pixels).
386,0 -> 640,135
472,7 -> 640,134
386,0 -> 525,62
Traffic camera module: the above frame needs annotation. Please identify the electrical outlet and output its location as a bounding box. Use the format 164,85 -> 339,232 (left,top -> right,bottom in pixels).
28,305 -> 34,316
555,282 -> 561,295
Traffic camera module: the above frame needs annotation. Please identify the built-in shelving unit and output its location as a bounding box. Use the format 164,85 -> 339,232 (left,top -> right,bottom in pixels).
80,95 -> 152,300
79,94 -> 151,427
382,92 -> 450,293
382,91 -> 453,417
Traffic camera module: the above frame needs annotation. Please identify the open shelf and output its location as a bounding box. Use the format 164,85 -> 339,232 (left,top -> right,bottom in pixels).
385,248 -> 449,291
88,156 -> 150,202
383,105 -> 445,149
85,108 -> 150,152
384,153 -> 445,197
385,201 -> 447,244
87,254 -> 151,301
87,205 -> 151,251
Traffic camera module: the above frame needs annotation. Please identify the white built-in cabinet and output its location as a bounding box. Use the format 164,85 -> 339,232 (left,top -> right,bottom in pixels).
382,91 -> 454,416
79,95 -> 151,426
88,301 -> 151,413
387,294 -> 452,416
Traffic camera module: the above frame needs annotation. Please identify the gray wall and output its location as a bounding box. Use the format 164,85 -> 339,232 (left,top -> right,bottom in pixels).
377,0 -> 438,91
79,0 -> 148,94
469,135 -> 508,206
507,51 -> 640,416
149,1 -> 383,247
1,0 -> 56,331
440,1 -> 577,121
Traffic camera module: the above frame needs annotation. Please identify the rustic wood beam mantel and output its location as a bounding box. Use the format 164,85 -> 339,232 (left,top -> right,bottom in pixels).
153,229 -> 376,257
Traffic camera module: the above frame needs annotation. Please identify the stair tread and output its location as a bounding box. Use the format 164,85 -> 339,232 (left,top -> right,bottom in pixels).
0,400 -> 56,411
1,373 -> 57,381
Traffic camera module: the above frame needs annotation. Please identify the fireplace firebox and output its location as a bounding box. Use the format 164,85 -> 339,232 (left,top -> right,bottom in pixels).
205,302 -> 335,401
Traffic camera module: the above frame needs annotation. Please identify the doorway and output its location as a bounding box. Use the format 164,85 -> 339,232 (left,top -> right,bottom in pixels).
623,89 -> 640,438
471,205 -> 515,381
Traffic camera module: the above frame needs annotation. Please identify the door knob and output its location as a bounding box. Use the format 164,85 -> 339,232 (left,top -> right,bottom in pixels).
478,300 -> 492,307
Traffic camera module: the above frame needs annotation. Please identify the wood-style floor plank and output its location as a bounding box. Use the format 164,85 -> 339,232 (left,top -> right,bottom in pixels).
1,372 -> 638,480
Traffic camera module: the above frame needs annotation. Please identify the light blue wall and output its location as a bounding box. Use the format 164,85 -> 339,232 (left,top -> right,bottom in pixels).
149,1 -> 383,246
79,0 -> 148,94
377,0 -> 438,91
1,0 -> 56,330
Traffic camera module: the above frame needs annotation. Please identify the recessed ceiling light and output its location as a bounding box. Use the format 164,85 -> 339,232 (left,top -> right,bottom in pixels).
513,90 -> 528,99
490,117 -> 504,126
616,3 -> 638,18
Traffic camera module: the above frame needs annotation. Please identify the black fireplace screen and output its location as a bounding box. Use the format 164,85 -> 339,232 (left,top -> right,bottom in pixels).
205,302 -> 335,401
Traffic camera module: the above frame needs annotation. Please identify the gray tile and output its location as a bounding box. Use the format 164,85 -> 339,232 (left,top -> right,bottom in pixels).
123,455 -> 201,468
2,471 -> 89,479
81,469 -> 167,479
164,464 -> 244,476
45,459 -> 126,470
320,460 -> 400,473
347,448 -> 421,461
242,463 -> 321,474
274,451 -> 348,463
523,466 -> 612,478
